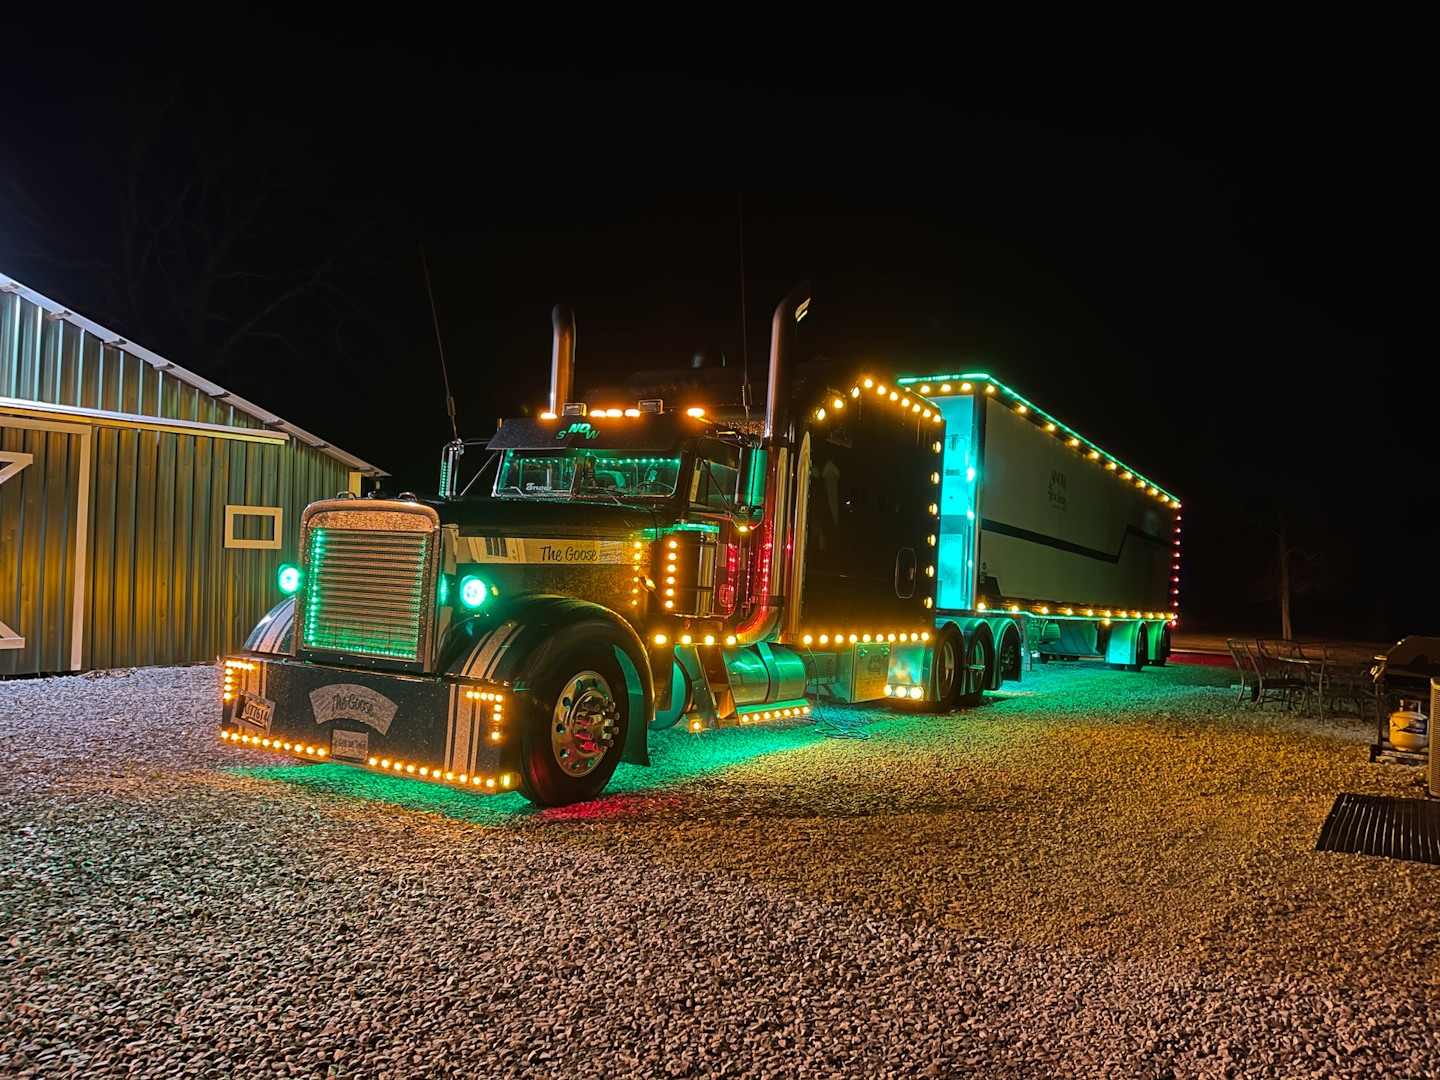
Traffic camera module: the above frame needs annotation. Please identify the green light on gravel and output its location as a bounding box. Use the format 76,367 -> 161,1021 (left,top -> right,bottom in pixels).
459,575 -> 489,609
278,564 -> 301,594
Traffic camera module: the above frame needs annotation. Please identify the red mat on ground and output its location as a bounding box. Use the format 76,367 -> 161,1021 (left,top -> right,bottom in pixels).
1168,652 -> 1234,668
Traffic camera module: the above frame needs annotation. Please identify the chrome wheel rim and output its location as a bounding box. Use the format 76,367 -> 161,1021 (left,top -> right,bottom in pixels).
935,638 -> 957,698
551,670 -> 619,777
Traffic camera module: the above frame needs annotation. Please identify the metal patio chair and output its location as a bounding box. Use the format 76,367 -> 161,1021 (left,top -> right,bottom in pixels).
1227,639 -> 1264,705
1318,645 -> 1381,724
1255,639 -> 1306,709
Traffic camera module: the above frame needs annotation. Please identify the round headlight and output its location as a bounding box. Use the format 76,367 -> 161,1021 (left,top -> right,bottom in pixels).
459,575 -> 489,609
277,564 -> 302,594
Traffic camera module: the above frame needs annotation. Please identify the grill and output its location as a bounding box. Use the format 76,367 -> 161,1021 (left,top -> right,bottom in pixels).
301,528 -> 430,661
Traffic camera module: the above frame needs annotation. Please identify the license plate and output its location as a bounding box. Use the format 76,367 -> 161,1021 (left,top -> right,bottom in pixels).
236,692 -> 275,733
330,728 -> 369,762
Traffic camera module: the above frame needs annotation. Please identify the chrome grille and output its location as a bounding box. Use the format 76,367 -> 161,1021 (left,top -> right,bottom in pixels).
301,528 -> 430,661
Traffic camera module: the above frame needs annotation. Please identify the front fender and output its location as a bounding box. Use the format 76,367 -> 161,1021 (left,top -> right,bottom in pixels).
441,595 -> 653,767
243,596 -> 296,655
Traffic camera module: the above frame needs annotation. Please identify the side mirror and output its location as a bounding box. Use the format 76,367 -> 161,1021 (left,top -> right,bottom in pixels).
736,446 -> 768,509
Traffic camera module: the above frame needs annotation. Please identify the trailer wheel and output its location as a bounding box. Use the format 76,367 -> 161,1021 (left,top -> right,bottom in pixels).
518,645 -> 630,807
649,660 -> 690,730
956,631 -> 991,709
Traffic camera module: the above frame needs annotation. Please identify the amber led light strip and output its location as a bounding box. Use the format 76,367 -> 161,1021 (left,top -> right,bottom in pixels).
221,730 -> 327,757
221,658 -> 256,703
688,702 -> 813,732
219,729 -> 515,791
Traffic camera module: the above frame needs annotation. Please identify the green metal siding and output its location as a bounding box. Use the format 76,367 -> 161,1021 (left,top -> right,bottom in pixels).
1,290 -> 359,675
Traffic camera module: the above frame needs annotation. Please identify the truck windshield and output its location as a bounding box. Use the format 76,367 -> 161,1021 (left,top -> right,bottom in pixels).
495,450 -> 683,500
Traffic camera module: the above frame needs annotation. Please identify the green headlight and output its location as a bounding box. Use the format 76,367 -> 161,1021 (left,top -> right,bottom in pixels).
277,564 -> 302,594
459,574 -> 489,609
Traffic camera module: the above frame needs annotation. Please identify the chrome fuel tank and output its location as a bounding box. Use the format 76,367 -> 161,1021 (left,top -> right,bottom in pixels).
722,642 -> 808,705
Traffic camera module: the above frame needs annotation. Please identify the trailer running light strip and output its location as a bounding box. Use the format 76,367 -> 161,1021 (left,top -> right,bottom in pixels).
976,602 -> 1179,624
897,372 -> 1180,508
219,730 -> 514,792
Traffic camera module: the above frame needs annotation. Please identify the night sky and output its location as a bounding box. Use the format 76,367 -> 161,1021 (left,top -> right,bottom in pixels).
2,17 -> 1430,638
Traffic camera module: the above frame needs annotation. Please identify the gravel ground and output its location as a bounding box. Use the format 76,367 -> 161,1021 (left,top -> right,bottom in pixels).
1,661 -> 1437,1078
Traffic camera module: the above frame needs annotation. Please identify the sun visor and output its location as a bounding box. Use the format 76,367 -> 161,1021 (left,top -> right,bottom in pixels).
490,414 -> 703,452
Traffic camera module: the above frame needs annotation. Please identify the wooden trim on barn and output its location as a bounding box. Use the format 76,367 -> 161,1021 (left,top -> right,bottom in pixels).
0,396 -> 289,446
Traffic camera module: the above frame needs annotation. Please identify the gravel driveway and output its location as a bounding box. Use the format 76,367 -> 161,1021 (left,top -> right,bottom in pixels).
1,661 -> 1437,1078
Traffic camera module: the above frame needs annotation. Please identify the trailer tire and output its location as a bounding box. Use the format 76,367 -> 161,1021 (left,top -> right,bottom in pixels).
517,644 -> 631,807
956,631 -> 991,709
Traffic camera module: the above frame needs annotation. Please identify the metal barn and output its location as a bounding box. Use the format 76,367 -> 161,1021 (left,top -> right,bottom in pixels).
0,272 -> 385,676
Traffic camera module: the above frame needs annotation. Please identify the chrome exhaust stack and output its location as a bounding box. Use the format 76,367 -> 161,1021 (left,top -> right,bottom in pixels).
549,304 -> 576,416
736,282 -> 810,646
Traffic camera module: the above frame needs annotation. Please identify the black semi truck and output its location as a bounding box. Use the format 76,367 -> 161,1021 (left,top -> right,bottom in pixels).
221,285 -> 1181,806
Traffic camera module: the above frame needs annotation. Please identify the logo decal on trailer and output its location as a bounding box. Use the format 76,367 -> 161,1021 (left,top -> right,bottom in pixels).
310,684 -> 399,735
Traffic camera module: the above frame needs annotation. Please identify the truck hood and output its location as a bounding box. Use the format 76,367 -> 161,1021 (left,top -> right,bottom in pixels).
433,498 -> 660,537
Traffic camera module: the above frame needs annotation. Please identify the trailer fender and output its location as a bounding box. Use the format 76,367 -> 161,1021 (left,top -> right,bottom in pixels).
243,596 -> 296,655
442,595 -> 653,767
1104,621 -> 1145,670
984,618 -> 1023,686
1150,622 -> 1171,665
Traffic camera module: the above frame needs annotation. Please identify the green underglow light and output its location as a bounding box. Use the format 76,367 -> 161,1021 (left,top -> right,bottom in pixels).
277,564 -> 301,594
459,575 -> 489,609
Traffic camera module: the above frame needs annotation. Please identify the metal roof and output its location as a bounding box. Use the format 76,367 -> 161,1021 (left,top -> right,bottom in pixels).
0,271 -> 386,476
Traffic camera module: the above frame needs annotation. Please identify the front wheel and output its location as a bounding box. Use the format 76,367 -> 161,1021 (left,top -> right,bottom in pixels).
518,645 -> 630,806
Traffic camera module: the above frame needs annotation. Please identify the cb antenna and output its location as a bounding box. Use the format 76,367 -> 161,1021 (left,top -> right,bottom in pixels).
421,245 -> 459,441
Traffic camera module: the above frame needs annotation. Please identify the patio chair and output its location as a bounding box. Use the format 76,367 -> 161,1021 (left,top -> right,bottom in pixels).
1227,639 -> 1263,705
1254,639 -> 1306,709
1319,645 -> 1382,723
1290,644 -> 1328,719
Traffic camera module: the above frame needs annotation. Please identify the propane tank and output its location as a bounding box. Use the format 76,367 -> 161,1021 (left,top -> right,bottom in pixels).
1389,699 -> 1429,752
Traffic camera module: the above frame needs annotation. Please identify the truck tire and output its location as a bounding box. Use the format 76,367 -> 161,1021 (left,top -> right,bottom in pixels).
649,660 -> 691,730
921,625 -> 966,712
517,644 -> 631,807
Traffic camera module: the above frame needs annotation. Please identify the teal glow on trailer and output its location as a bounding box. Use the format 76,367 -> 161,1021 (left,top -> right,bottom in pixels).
897,372 -> 1180,507
898,369 -> 1180,629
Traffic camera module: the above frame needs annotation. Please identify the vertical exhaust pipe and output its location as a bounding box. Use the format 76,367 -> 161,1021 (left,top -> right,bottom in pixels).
737,282 -> 811,646
549,304 -> 576,415
763,282 -> 810,442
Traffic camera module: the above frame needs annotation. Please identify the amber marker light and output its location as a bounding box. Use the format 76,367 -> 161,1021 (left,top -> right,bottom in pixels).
686,407 -> 705,417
